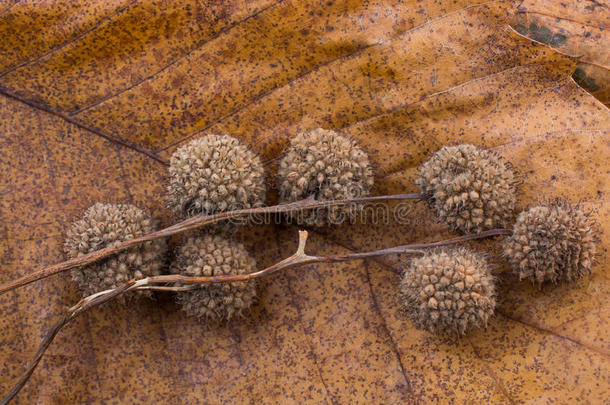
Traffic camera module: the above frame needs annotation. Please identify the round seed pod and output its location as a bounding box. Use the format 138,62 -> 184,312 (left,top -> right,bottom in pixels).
415,144 -> 516,233
401,247 -> 495,335
167,134 -> 266,231
277,128 -> 374,226
64,203 -> 166,298
171,234 -> 257,322
503,202 -> 599,285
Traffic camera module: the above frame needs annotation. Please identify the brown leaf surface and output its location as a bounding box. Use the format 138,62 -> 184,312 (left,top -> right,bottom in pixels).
0,0 -> 609,403
511,0 -> 610,106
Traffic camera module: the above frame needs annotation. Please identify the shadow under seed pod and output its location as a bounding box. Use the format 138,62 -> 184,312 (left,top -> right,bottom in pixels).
277,128 -> 374,227
502,201 -> 600,286
64,203 -> 167,300
170,234 -> 258,323
400,247 -> 496,336
167,134 -> 266,233
415,144 -> 517,234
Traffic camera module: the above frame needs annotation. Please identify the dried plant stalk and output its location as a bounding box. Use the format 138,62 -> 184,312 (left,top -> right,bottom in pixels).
0,193 -> 426,295
0,228 -> 510,404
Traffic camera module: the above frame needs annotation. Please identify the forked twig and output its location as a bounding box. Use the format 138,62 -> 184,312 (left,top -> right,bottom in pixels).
135,228 -> 511,289
0,228 -> 510,404
0,193 -> 426,295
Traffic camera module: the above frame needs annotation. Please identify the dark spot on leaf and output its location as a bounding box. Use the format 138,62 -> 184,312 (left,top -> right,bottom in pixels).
531,26 -> 552,44
513,24 -> 528,35
550,33 -> 567,47
573,68 -> 601,92
573,67 -> 586,82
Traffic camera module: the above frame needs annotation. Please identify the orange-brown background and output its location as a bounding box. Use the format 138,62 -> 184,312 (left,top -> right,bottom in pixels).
0,0 -> 608,403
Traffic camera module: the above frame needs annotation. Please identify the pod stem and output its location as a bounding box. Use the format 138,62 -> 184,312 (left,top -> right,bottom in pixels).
1,228 -> 511,404
0,193 -> 426,295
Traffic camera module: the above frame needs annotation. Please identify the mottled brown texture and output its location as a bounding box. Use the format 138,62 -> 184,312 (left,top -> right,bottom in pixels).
277,128 -> 374,226
503,202 -> 599,285
167,134 -> 266,231
170,234 -> 258,322
415,144 -> 516,233
401,247 -> 496,335
0,0 -> 609,403
64,202 -> 166,298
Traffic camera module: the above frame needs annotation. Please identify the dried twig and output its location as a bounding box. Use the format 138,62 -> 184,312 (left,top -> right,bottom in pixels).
135,228 -> 511,289
0,193 -> 426,295
0,280 -> 136,405
1,228 -> 511,404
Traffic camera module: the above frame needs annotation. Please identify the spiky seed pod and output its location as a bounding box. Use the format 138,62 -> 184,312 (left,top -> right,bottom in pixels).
171,234 -> 257,322
415,144 -> 516,234
167,134 -> 266,231
64,203 -> 166,298
401,247 -> 495,336
277,128 -> 374,226
503,202 -> 599,285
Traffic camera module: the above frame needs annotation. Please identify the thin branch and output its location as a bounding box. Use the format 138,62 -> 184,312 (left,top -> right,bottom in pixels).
0,316 -> 69,405
0,280 -> 136,405
0,193 -> 426,295
136,285 -> 197,292
136,228 -> 512,287
1,228 -> 510,403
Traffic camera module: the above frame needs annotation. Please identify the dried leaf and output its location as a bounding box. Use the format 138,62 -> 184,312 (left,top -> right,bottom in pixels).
511,0 -> 610,106
0,0 -> 608,403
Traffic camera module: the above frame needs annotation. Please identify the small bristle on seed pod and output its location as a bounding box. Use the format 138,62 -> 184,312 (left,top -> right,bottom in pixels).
415,144 -> 516,233
502,201 -> 599,285
277,128 -> 374,226
167,134 -> 266,231
64,203 -> 166,298
401,247 -> 495,336
171,234 -> 258,322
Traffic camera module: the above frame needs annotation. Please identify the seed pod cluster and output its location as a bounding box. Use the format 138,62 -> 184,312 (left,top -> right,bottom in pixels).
277,128 -> 374,226
64,203 -> 166,298
401,247 -> 495,335
416,144 -> 516,233
170,234 -> 258,322
60,134 -> 601,338
503,202 -> 599,285
167,134 -> 266,232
